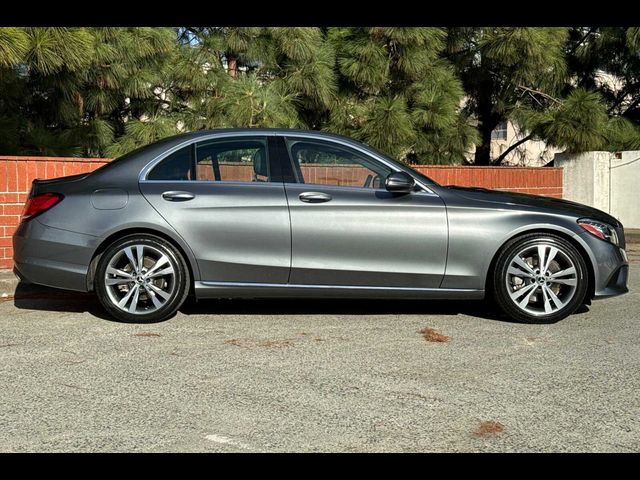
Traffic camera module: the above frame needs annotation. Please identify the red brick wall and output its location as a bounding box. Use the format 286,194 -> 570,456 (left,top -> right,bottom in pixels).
0,156 -> 109,269
412,165 -> 563,198
0,155 -> 563,270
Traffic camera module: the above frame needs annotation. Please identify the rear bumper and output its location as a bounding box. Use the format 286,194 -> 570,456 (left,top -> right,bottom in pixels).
12,219 -> 98,292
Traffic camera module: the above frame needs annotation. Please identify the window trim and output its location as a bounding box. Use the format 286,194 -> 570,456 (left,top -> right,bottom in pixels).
139,132 -> 278,184
138,131 -> 438,196
280,135 -> 437,195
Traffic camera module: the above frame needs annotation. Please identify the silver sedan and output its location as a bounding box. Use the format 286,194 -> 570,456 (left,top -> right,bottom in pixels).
13,129 -> 629,323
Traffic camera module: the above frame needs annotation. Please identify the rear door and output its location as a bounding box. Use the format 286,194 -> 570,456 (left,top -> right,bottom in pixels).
279,135 -> 448,288
139,135 -> 291,283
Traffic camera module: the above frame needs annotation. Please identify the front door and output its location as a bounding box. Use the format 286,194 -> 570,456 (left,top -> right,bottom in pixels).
280,136 -> 448,288
139,135 -> 291,283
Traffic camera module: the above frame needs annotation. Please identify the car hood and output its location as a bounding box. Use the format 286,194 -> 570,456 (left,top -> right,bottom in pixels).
445,186 -> 622,227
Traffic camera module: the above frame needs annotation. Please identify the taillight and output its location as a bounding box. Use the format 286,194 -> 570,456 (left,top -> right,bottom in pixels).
21,193 -> 64,222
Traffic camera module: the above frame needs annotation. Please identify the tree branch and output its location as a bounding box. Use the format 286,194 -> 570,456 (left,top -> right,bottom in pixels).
492,134 -> 533,165
516,86 -> 563,105
569,27 -> 597,55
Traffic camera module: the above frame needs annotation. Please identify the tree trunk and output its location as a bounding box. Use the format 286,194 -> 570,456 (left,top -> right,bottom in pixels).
474,116 -> 495,165
473,80 -> 498,166
227,54 -> 238,78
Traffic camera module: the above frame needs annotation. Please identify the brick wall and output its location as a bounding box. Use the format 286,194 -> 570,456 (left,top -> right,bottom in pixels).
0,156 -> 109,269
412,165 -> 563,198
0,155 -> 563,269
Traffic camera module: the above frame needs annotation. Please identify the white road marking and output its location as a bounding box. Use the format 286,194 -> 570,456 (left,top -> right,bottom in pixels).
205,434 -> 251,449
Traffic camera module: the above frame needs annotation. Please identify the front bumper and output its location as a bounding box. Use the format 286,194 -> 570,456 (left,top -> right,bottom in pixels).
578,230 -> 629,299
12,219 -> 98,292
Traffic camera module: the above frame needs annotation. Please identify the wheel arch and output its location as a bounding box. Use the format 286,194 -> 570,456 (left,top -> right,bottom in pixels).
86,227 -> 199,292
485,227 -> 596,304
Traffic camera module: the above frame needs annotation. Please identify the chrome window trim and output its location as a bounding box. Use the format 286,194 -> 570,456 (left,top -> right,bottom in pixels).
137,130 -> 438,196
138,131 -> 277,183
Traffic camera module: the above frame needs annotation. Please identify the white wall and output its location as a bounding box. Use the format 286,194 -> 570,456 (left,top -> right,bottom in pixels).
555,151 -> 640,229
610,151 -> 640,229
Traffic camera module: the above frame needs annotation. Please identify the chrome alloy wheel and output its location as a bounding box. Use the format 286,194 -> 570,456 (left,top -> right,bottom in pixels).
505,243 -> 578,316
104,244 -> 176,314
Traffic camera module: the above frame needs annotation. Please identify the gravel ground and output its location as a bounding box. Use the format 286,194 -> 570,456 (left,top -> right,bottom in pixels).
0,258 -> 638,452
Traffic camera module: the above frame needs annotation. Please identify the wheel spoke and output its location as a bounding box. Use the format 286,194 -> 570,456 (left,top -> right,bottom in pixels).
128,285 -> 140,313
542,247 -> 558,273
145,254 -> 170,276
147,282 -> 172,301
509,282 -> 537,302
541,286 -> 553,314
147,266 -> 174,278
537,245 -> 548,272
117,285 -> 138,310
549,267 -> 576,278
136,245 -> 145,273
513,256 -> 536,275
549,277 -> 577,286
545,285 -> 565,310
508,265 -> 535,278
106,277 -> 133,286
144,285 -> 164,309
518,285 -> 539,308
106,267 -> 133,279
123,246 -> 138,273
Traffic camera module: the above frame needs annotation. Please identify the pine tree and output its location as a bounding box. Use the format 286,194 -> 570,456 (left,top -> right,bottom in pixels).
327,27 -> 476,163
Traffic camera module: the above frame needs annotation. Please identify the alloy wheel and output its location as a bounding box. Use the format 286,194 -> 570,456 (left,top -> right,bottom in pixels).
104,244 -> 177,314
505,242 -> 578,316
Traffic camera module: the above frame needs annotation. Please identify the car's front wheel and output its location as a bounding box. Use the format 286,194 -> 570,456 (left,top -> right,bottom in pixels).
95,234 -> 190,323
493,233 -> 589,324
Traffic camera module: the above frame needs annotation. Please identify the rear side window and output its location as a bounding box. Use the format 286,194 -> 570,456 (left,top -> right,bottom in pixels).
148,146 -> 193,181
195,138 -> 271,183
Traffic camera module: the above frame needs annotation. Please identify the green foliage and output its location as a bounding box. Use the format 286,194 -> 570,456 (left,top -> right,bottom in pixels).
1,26 -> 639,164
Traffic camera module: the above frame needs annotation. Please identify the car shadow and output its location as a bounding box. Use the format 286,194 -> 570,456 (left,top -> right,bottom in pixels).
178,296 -> 512,321
11,282 -> 114,321
9,281 -> 538,323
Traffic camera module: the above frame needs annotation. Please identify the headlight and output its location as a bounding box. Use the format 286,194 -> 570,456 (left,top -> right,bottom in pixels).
578,219 -> 619,246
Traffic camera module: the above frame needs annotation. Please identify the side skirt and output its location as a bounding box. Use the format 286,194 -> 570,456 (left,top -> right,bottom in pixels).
195,281 -> 484,300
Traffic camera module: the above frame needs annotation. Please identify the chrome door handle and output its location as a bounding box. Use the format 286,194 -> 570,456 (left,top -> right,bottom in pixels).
162,191 -> 195,201
299,192 -> 332,203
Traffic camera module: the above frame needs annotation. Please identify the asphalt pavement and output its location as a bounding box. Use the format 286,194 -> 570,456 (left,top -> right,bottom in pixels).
0,249 -> 638,452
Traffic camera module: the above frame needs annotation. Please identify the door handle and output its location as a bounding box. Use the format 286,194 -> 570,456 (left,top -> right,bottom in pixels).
299,192 -> 332,203
162,191 -> 195,202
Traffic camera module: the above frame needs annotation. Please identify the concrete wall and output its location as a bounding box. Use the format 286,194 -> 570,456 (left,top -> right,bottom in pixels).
611,151 -> 640,229
555,151 -> 640,229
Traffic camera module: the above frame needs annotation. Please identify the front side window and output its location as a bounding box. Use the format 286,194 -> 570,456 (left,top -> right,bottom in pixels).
285,138 -> 391,189
196,138 -> 270,183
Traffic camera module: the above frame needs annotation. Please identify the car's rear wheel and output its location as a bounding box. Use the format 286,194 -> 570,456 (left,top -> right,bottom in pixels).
95,234 -> 190,323
493,233 -> 588,324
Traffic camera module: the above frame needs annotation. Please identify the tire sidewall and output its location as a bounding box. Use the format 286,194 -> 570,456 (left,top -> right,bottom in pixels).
95,235 -> 190,323
493,234 -> 588,324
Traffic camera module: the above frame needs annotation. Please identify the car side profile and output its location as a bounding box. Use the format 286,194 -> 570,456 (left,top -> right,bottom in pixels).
13,129 -> 629,323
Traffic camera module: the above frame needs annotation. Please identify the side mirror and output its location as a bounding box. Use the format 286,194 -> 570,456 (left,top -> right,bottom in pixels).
385,171 -> 415,193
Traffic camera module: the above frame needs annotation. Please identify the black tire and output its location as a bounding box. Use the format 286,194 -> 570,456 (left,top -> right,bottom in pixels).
95,234 -> 190,323
492,233 -> 589,324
